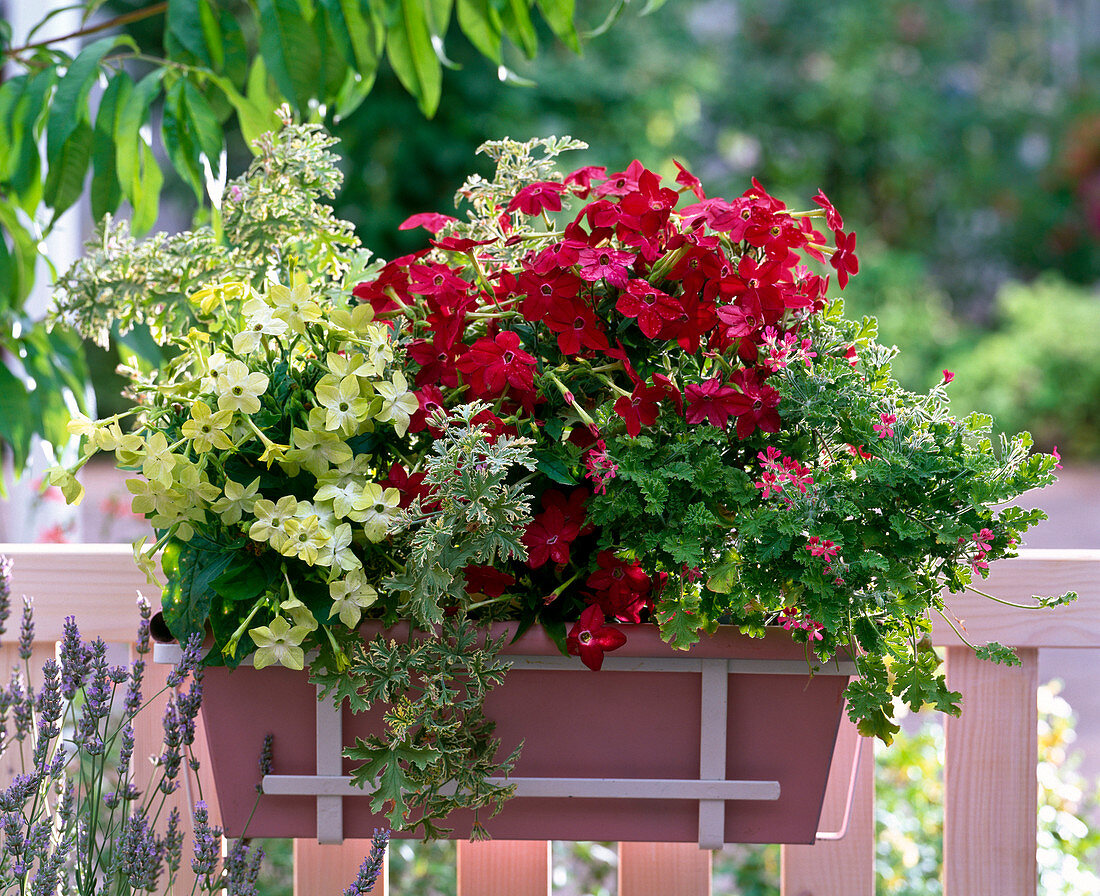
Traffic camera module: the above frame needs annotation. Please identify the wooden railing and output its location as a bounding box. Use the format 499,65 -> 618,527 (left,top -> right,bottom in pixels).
2,544 -> 1097,896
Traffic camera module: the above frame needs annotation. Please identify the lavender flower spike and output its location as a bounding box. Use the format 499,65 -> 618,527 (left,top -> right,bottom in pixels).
18,595 -> 34,660
0,554 -> 12,636
343,828 -> 390,895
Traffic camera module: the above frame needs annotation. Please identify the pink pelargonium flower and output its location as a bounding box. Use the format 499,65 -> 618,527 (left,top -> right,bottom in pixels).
566,604 -> 628,671
873,413 -> 897,439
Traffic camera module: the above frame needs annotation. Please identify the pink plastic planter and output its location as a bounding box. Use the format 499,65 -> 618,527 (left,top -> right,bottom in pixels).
186,624 -> 851,846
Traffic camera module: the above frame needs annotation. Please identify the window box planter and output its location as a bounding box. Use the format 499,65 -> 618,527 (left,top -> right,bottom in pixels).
157,623 -> 852,849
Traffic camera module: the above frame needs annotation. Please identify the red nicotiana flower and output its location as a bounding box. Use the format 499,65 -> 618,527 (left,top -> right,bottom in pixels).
831,229 -> 859,288
544,297 -> 610,355
724,368 -> 782,439
616,279 -> 685,339
586,551 -> 652,622
563,165 -> 608,198
381,463 -> 431,509
463,565 -> 516,599
684,377 -> 742,428
407,262 -> 472,298
523,503 -> 583,569
674,160 -> 705,199
507,181 -> 569,216
408,335 -> 464,388
456,331 -> 536,399
399,211 -> 457,233
566,604 -> 627,671
517,265 -> 583,323
594,160 -> 646,197
812,189 -> 844,231
613,379 -> 664,437
577,245 -> 636,288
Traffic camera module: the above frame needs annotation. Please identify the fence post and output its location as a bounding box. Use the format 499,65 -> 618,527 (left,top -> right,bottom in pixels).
294,839 -> 388,896
618,842 -> 711,896
944,647 -> 1038,896
456,840 -> 551,896
779,717 -> 875,896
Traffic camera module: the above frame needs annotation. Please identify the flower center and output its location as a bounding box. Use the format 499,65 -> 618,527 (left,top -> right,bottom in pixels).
503,351 -> 515,363
579,631 -> 593,644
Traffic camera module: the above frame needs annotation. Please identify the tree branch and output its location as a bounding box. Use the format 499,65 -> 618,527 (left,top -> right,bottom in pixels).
3,2 -> 168,58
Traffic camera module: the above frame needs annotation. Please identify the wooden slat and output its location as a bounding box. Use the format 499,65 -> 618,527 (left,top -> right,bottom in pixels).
294,839 -> 389,896
931,550 -> 1100,647
780,716 -> 875,896
944,647 -> 1038,896
457,840 -> 550,896
0,544 -> 157,641
618,842 -> 711,896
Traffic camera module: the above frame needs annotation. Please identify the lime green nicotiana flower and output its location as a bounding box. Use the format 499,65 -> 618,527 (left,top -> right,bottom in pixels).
249,495 -> 299,552
316,521 -> 358,572
216,359 -> 269,415
329,567 -> 378,629
233,295 -> 288,354
249,616 -> 310,670
281,514 -> 328,565
211,477 -> 261,525
325,350 -> 376,381
349,483 -> 401,542
269,280 -> 322,335
280,594 -> 319,632
314,374 -> 372,434
374,372 -> 418,437
181,401 -> 235,452
284,426 -> 352,478
140,433 -> 176,488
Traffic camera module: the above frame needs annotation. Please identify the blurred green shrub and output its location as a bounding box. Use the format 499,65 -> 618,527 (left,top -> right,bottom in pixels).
943,275 -> 1100,458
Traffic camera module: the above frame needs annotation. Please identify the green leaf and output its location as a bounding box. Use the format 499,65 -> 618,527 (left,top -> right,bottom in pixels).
211,557 -> 278,603
457,0 -> 503,62
8,70 -> 56,211
0,205 -> 39,309
344,741 -> 440,824
116,70 -> 165,232
535,452 -> 576,484
90,72 -> 133,220
161,538 -> 237,642
501,0 -> 538,57
46,37 -> 123,157
386,0 -> 443,117
167,0 -> 214,65
162,81 -> 204,201
0,362 -> 33,472
131,141 -> 164,235
338,0 -> 387,75
256,0 -> 324,113
181,79 -> 224,163
535,0 -> 579,52
209,64 -> 280,151
43,121 -> 93,221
